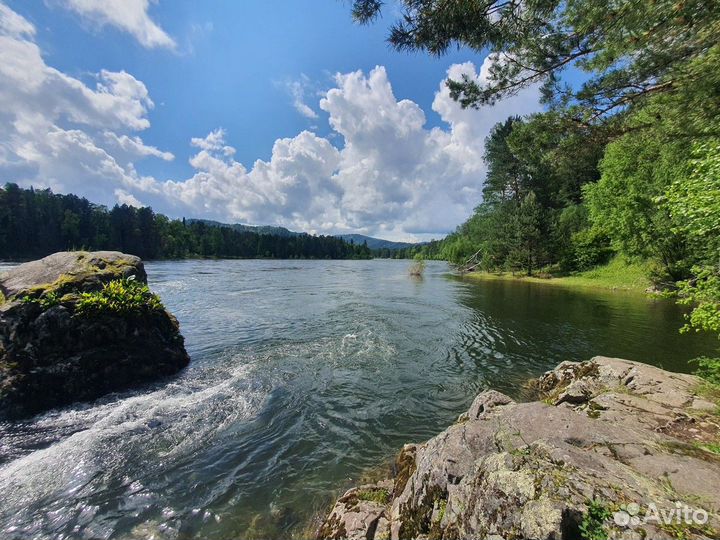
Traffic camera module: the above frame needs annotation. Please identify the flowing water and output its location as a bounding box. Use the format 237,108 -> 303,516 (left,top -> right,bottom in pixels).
0,259 -> 716,539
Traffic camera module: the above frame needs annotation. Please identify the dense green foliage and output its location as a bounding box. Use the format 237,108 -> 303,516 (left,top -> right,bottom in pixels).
75,278 -> 164,318
436,111 -> 611,274
692,357 -> 720,387
0,184 -> 371,260
584,130 -> 689,280
664,141 -> 720,381
374,239 -> 443,260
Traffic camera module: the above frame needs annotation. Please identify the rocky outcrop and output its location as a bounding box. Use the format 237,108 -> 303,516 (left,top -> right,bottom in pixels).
318,357 -> 720,540
0,251 -> 189,419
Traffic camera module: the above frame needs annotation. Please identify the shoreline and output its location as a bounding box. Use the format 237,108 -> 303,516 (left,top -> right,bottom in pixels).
456,258 -> 653,294
317,357 -> 720,540
458,271 -> 649,293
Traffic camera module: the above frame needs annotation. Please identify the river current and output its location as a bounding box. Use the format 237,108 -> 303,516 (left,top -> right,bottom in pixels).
0,259 -> 715,539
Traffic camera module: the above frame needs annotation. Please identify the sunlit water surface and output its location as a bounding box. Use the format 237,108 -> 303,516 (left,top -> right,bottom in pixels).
0,259 -> 715,539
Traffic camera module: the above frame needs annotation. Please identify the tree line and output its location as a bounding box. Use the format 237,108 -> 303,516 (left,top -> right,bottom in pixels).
0,183 -> 371,260
353,0 -> 719,276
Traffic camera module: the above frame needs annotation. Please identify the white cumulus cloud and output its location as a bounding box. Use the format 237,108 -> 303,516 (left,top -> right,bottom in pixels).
151,62 -> 541,240
0,2 -> 35,37
58,0 -> 176,49
0,2 -> 543,241
0,3 -> 173,203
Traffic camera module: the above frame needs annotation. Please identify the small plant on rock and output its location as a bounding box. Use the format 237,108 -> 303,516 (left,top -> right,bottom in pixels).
75,277 -> 163,318
356,488 -> 390,505
691,357 -> 720,387
579,499 -> 611,540
19,290 -> 61,309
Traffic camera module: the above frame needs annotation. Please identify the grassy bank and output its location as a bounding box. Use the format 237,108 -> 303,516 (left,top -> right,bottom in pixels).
461,257 -> 653,293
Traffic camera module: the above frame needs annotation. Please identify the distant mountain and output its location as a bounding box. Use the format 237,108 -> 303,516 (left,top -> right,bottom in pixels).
188,219 -> 419,251
187,219 -> 298,238
336,234 -> 417,251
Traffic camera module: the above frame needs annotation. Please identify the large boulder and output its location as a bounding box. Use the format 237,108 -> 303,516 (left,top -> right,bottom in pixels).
0,251 -> 189,419
318,357 -> 720,540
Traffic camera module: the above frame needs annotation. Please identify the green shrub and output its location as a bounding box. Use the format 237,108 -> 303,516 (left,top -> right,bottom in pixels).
566,229 -> 614,272
579,499 -> 611,540
356,488 -> 390,505
677,266 -> 720,336
19,290 -> 61,309
691,357 -> 720,386
75,277 -> 163,318
677,266 -> 720,385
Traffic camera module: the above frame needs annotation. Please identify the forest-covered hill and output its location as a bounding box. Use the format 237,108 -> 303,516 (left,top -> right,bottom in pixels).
0,184 -> 371,261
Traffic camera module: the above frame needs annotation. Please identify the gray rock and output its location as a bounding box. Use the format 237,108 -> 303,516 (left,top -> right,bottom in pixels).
467,389 -> 515,420
0,251 -> 146,299
318,483 -> 393,540
317,357 -> 720,540
0,251 -> 188,419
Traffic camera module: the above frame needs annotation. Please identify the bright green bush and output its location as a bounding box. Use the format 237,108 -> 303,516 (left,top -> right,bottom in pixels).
661,140 -> 720,385
691,357 -> 720,386
75,278 -> 163,318
664,140 -> 720,255
677,266 -> 720,336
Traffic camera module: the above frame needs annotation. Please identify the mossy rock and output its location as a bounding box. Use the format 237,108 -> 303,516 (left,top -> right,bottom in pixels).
0,251 -> 188,420
0,251 -> 147,302
355,487 -> 390,505
393,444 -> 417,497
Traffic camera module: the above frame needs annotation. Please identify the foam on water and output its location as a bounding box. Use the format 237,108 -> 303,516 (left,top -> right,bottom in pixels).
0,361 -> 265,539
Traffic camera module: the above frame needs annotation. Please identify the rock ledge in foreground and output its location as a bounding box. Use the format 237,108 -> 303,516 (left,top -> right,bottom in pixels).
318,357 -> 720,540
0,251 -> 189,419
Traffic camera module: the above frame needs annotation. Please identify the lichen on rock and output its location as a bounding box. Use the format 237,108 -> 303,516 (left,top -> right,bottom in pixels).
319,480 -> 395,540
0,251 -> 189,419
316,357 -> 720,540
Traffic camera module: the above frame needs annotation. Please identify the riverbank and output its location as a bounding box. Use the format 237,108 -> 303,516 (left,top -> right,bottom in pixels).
461,257 -> 653,293
317,357 -> 720,540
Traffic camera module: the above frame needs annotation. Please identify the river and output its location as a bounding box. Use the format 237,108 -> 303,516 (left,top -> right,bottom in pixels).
0,259 -> 715,539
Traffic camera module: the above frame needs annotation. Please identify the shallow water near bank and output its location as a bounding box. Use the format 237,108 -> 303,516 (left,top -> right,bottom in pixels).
0,259 -> 716,539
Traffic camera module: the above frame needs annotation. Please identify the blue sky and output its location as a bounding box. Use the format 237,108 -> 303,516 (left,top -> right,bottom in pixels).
0,1 -> 542,241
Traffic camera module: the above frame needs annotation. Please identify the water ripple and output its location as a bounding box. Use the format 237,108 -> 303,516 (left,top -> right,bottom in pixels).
0,259 -> 715,539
